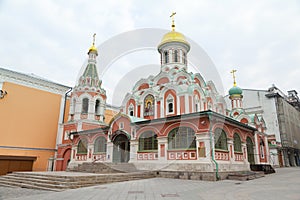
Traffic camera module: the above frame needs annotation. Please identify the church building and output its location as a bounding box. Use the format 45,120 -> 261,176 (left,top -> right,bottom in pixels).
56,16 -> 270,180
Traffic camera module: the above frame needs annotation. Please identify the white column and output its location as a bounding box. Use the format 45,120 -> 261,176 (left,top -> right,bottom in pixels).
99,102 -> 105,121
242,142 -> 248,164
88,100 -> 95,120
264,136 -> 270,164
87,143 -> 94,162
129,140 -> 138,162
185,94 -> 189,114
227,139 -> 234,162
106,141 -> 113,162
195,133 -> 211,162
254,133 -> 260,164
176,96 -> 180,115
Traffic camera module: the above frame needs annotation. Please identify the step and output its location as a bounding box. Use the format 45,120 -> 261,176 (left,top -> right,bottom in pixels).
0,171 -> 155,191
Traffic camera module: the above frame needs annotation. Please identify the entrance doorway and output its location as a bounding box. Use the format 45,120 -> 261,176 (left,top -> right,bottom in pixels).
112,132 -> 130,163
246,137 -> 255,164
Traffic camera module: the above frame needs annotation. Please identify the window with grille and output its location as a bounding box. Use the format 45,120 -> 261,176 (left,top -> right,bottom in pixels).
214,128 -> 228,150
233,133 -> 242,152
139,131 -> 158,151
77,139 -> 87,154
168,127 -> 196,150
94,137 -> 107,153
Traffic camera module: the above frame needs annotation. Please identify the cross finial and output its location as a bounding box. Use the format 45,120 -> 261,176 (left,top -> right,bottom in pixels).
170,12 -> 176,31
230,69 -> 237,87
92,33 -> 96,45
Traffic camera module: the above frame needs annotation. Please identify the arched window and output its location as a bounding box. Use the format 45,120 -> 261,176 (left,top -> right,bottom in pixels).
95,99 -> 100,115
77,139 -> 87,154
82,98 -> 89,114
167,95 -> 174,114
183,52 -> 186,64
174,50 -> 178,62
233,133 -> 242,152
164,51 -> 169,64
246,137 -> 255,164
128,104 -> 134,116
168,127 -> 196,149
260,139 -> 265,158
214,128 -> 228,150
94,136 -> 107,153
139,131 -> 158,151
194,95 -> 200,112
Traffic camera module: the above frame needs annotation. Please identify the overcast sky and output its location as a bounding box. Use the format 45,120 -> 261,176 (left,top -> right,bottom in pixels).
1,0 -> 300,106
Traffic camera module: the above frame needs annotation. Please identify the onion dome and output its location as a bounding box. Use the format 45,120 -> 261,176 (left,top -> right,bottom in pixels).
158,12 -> 190,51
159,31 -> 190,47
229,69 -> 243,96
229,86 -> 243,96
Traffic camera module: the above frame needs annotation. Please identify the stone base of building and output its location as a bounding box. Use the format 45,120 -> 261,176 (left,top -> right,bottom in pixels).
133,161 -> 250,172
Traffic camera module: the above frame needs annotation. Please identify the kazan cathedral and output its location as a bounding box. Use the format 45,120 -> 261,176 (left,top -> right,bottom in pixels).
56,18 -> 270,180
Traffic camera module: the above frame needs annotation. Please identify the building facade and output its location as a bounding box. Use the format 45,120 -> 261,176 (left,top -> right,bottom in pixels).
57,19 -> 270,179
0,67 -> 71,175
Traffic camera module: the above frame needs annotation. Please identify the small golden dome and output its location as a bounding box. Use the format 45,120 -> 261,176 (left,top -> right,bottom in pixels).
88,33 -> 98,55
89,45 -> 97,52
158,30 -> 190,48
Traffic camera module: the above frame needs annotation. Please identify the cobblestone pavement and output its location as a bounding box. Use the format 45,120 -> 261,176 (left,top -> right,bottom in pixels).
0,167 -> 299,200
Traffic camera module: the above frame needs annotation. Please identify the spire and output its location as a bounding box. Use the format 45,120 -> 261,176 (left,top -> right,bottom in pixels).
230,69 -> 237,87
170,12 -> 176,31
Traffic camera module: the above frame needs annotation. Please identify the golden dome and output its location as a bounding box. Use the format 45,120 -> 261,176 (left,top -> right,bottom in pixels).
88,45 -> 98,55
89,45 -> 97,52
158,30 -> 190,48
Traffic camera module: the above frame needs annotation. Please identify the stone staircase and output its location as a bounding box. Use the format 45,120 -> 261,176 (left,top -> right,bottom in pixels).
68,162 -> 139,173
0,170 -> 155,191
227,171 -> 265,181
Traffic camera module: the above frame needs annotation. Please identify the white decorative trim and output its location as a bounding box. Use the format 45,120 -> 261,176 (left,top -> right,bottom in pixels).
0,67 -> 71,95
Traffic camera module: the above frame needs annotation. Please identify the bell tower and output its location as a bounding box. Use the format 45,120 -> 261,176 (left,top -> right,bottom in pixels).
69,34 -> 107,129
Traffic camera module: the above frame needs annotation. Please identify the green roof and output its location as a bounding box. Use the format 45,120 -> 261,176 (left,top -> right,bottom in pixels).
82,63 -> 99,80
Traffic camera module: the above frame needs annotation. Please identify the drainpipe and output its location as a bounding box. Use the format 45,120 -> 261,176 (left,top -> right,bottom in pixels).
62,87 -> 72,123
208,111 -> 220,180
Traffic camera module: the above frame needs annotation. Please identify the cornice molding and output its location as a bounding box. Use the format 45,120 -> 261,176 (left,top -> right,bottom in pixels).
0,67 -> 71,95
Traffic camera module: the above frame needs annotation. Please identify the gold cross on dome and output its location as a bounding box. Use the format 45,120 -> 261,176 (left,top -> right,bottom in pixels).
170,12 -> 176,31
92,33 -> 96,45
230,69 -> 237,86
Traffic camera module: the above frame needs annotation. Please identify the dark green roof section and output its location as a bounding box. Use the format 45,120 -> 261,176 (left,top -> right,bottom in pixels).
70,126 -> 109,135
82,63 -> 99,79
